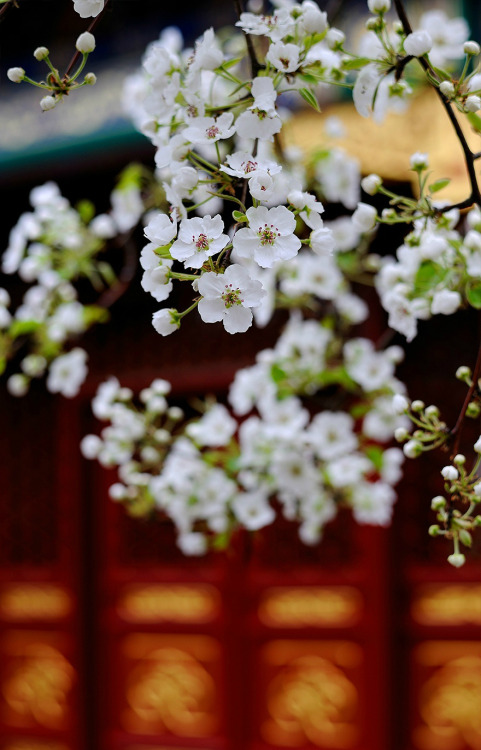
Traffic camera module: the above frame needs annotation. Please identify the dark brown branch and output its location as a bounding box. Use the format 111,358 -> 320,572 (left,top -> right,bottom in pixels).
450,336 -> 481,458
394,0 -> 481,212
63,0 -> 111,81
96,236 -> 138,310
0,0 -> 18,23
233,0 -> 262,78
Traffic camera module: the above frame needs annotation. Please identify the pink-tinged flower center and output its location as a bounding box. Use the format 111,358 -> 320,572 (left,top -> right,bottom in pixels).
194,233 -> 210,251
244,160 -> 258,173
258,223 -> 280,246
206,125 -> 220,139
222,283 -> 243,308
280,57 -> 290,69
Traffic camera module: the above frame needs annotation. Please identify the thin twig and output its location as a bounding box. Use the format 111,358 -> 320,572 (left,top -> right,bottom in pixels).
63,0 -> 111,81
96,236 -> 138,310
393,0 -> 481,212
233,0 -> 262,78
450,338 -> 481,457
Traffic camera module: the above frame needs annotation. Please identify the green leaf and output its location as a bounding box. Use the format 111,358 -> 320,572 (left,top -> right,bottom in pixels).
117,163 -> 144,190
413,261 -> 445,294
299,87 -> 321,112
217,56 -> 243,71
428,178 -> 451,194
9,320 -> 41,338
76,199 -> 95,224
466,279 -> 481,309
83,305 -> 110,326
232,210 -> 247,222
271,363 -> 287,383
0,357 -> 6,376
154,244 -> 173,258
342,57 -> 371,71
366,445 -> 384,472
466,112 -> 481,133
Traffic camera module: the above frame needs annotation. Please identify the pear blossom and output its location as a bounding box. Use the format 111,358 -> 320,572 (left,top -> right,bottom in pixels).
73,0 -> 105,18
403,30 -> 432,57
46,348 -> 88,398
152,308 -> 180,336
265,41 -> 301,73
169,215 -> 229,268
220,151 -> 281,179
233,205 -> 301,268
197,264 -> 265,334
183,113 -> 236,145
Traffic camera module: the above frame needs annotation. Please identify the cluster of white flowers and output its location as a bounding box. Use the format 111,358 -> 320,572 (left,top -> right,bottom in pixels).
0,182 -> 122,397
5,0 -> 481,564
83,305 -> 407,554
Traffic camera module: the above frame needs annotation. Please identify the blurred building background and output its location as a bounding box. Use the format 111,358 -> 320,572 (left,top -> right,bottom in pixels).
1,2 -> 481,750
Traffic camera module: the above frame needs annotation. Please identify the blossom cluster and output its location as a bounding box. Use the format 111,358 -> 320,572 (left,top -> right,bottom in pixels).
0,181 -> 125,397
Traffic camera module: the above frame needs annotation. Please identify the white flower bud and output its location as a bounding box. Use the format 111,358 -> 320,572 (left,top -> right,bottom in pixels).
441,465 -> 458,480
352,202 -> 377,232
474,435 -> 481,453
454,454 -> 466,465
456,365 -> 471,381
80,434 -> 103,459
367,0 -> 390,13
84,72 -> 97,85
109,483 -> 128,501
34,47 -> 49,61
473,482 -> 481,497
411,399 -> 425,411
361,173 -> 382,195
447,553 -> 466,568
7,374 -> 29,397
431,496 -> 446,511
167,406 -> 184,420
424,405 -> 440,418
465,95 -> 481,113
326,28 -> 345,48
394,427 -> 409,441
404,30 -> 432,57
7,67 -> 25,83
439,80 -> 455,98
393,394 -> 409,413
410,151 -> 429,170
403,439 -> 422,458
464,41 -> 480,56
40,95 -> 57,111
76,31 -> 96,53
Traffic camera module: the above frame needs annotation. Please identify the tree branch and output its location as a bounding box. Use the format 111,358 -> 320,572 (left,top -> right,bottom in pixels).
450,335 -> 481,458
394,0 -> 481,212
63,0 -> 111,81
233,0 -> 262,78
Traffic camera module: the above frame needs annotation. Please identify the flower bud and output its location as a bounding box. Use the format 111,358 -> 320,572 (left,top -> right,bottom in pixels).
352,202 -> 377,232
34,46 -> 49,61
367,0 -> 390,13
464,41 -> 480,56
456,365 -> 471,381
424,405 -> 440,419
76,31 -> 96,53
459,529 -> 472,548
428,524 -> 440,537
474,435 -> 481,453
465,95 -> 481,113
361,173 -> 382,195
410,152 -> 429,170
394,427 -> 409,442
411,399 -> 425,412
167,406 -> 184,420
441,465 -> 458,481
403,439 -> 422,458
447,552 -> 466,568
40,95 -> 57,111
431,496 -> 446,511
466,402 -> 480,418
404,30 -> 432,57
439,80 -> 455,98
326,28 -> 345,49
7,67 -> 25,83
84,72 -> 97,85
7,374 -> 29,397
453,453 -> 466,465
473,483 -> 481,498
392,394 -> 409,413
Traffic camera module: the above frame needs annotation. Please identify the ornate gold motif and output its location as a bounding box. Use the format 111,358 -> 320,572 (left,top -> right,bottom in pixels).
1,643 -> 75,730
412,584 -> 481,626
122,638 -> 219,737
0,584 -> 71,621
413,644 -> 481,750
262,641 -> 360,747
117,584 -> 219,624
259,586 -> 362,628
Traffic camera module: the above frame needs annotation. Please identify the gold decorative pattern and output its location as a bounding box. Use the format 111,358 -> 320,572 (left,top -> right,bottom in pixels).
117,584 -> 220,624
1,643 -> 75,730
258,586 -> 362,628
262,641 -> 361,747
0,584 -> 71,622
121,635 -> 219,737
412,584 -> 481,626
413,642 -> 481,750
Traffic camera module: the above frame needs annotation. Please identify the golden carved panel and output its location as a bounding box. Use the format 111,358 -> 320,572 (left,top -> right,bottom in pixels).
0,584 -> 72,622
412,585 -> 481,626
121,635 -> 220,737
1,636 -> 75,731
258,586 -> 362,628
117,584 -> 220,624
413,642 -> 481,750
261,641 -> 361,748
